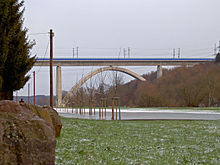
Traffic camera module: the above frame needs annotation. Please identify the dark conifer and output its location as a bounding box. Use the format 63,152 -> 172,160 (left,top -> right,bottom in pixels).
0,0 -> 35,100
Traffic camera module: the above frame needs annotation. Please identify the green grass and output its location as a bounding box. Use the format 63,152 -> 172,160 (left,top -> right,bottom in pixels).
56,118 -> 220,164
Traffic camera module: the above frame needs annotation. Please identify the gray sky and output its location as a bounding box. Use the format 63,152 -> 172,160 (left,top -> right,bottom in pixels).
17,0 -> 220,96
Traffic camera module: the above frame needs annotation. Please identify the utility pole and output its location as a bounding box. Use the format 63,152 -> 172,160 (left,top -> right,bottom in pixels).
33,71 -> 35,105
28,83 -> 30,104
73,48 -> 75,58
50,29 -> 54,108
178,48 -> 180,58
16,92 -> 18,103
214,44 -> 217,56
173,48 -> 176,58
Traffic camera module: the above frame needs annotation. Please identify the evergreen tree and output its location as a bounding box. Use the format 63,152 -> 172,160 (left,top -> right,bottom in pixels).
0,0 -> 35,100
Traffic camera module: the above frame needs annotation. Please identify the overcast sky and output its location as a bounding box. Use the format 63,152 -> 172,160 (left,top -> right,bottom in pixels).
17,0 -> 220,96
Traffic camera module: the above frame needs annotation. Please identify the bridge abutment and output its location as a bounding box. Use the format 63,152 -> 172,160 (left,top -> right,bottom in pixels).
157,65 -> 163,79
56,66 -> 62,107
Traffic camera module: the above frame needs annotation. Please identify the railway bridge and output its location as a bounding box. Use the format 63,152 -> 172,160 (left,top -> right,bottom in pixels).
35,58 -> 215,107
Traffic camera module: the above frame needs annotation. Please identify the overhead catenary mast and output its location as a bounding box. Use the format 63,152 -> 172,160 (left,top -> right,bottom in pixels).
128,47 -> 131,58
173,48 -> 175,58
124,48 -> 126,58
76,47 -> 79,58
178,48 -> 180,58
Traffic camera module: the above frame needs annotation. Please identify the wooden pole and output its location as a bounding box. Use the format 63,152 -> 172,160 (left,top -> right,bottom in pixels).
112,98 -> 114,120
93,101 -> 96,115
50,29 -> 54,108
105,99 -> 107,118
90,101 -> 92,115
33,71 -> 35,105
89,100 -> 90,115
80,101 -> 82,115
119,99 -> 121,120
99,100 -> 101,118
28,83 -> 30,104
16,92 -> 18,103
76,103 -> 78,114
115,99 -> 117,120
101,99 -> 104,118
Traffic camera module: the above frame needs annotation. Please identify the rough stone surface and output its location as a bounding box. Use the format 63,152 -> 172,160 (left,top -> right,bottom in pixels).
24,104 -> 62,137
42,106 -> 62,137
0,101 -> 57,165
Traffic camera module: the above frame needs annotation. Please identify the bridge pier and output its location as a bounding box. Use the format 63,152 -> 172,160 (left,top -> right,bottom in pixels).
157,65 -> 163,79
56,66 -> 62,107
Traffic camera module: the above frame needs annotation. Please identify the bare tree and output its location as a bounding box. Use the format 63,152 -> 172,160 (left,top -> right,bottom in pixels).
111,71 -> 124,97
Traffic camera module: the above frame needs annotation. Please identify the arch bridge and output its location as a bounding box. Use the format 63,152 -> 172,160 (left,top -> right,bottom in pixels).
34,57 -> 215,107
62,66 -> 146,105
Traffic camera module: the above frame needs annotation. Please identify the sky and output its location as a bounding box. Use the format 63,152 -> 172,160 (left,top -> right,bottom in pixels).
17,0 -> 220,96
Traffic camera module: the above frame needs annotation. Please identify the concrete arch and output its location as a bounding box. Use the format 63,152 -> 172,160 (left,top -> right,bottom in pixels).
63,66 -> 146,102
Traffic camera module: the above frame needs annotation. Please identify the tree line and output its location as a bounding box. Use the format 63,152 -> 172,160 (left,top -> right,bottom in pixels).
63,61 -> 220,108
119,63 -> 220,107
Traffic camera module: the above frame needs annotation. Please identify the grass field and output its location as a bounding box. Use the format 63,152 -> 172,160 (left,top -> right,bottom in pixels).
56,118 -> 220,164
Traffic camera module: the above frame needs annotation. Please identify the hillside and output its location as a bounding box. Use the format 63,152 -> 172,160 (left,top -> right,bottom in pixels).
14,95 -> 54,106
117,63 -> 220,107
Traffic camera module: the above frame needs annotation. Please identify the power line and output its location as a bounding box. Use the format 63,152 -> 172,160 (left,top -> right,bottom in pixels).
29,32 -> 49,35
36,39 -> 50,74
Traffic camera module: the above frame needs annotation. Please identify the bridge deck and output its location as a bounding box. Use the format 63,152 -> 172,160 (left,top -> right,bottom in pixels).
34,58 -> 215,66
